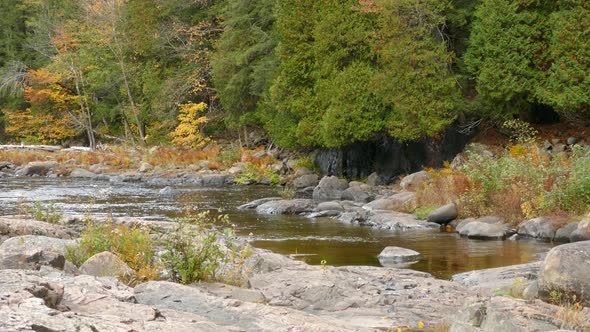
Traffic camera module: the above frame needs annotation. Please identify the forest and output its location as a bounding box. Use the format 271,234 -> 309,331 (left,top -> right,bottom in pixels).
0,0 -> 588,150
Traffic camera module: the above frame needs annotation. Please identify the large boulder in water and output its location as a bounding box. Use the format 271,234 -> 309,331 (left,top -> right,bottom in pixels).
256,199 -> 315,215
570,218 -> 590,242
457,216 -> 508,240
538,240 -> 590,306
517,217 -> 559,241
378,246 -> 420,266
18,161 -> 59,176
312,176 -> 349,202
69,167 -> 96,178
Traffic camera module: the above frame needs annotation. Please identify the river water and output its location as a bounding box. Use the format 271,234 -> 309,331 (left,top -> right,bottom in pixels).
0,177 -> 553,279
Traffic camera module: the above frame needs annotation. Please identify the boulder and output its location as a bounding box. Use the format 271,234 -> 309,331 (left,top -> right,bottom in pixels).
517,217 -> 559,240
79,251 -> 133,278
69,167 -> 96,178
341,187 -> 373,203
0,235 -> 76,270
312,176 -> 349,202
452,262 -> 540,294
399,170 -> 431,191
139,161 -> 153,173
570,218 -> 590,242
449,296 -> 589,332
256,199 -> 315,215
364,211 -> 439,231
238,197 -> 282,210
538,240 -> 590,306
294,167 -> 313,177
554,222 -> 578,242
366,172 -> 383,186
315,201 -> 344,212
293,174 -> 319,189
0,217 -> 74,239
457,216 -> 507,240
363,191 -> 416,212
378,246 -> 420,265
19,161 -> 59,176
426,203 -> 458,224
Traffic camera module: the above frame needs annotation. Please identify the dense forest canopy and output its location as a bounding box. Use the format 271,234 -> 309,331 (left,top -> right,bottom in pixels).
0,0 -> 588,149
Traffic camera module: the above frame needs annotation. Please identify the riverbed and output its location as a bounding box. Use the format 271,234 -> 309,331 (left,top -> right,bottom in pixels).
0,177 -> 553,279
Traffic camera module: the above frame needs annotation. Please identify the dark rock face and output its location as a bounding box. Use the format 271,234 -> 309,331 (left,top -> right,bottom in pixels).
314,125 -> 472,182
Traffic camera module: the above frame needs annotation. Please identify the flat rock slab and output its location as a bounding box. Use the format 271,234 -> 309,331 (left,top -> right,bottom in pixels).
364,211 -> 439,231
452,262 -> 541,293
255,199 -> 315,215
0,217 -> 75,240
378,246 -> 421,265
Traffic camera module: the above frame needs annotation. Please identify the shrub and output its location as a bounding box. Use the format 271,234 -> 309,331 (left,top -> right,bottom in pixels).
26,201 -> 63,224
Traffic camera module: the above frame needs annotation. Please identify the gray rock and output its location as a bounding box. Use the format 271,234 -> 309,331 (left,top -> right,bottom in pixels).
238,197 -> 282,210
570,218 -> 590,242
19,161 -> 59,176
567,136 -> 578,145
378,246 -> 420,265
0,217 -> 74,239
364,211 -> 439,231
363,191 -> 416,212
158,186 -> 174,195
399,170 -> 431,191
79,251 -> 133,277
522,280 -> 539,300
0,235 -> 76,270
256,199 -> 315,215
315,201 -> 343,212
449,296 -> 589,332
139,161 -> 153,173
426,203 -> 458,224
294,167 -> 313,177
554,222 -> 578,242
538,240 -> 590,306
69,167 -> 96,178
366,172 -> 383,186
341,187 -> 373,203
293,174 -> 319,189
312,176 -> 349,202
452,262 -> 540,294
197,283 -> 266,304
517,217 -> 559,240
227,165 -> 243,175
457,216 -> 507,240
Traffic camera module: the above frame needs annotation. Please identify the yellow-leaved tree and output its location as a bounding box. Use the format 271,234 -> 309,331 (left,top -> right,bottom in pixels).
171,102 -> 209,148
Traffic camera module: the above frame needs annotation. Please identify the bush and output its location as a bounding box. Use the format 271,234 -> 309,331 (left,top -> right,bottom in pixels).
25,201 -> 63,224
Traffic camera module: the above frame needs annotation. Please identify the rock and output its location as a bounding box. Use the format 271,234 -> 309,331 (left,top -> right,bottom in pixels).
0,235 -> 76,270
567,136 -> 578,145
139,161 -> 153,173
554,143 -> 567,153
134,281 -> 355,331
294,167 -> 313,177
538,240 -> 590,306
366,172 -> 383,186
399,170 -> 431,191
69,167 -> 96,178
197,283 -> 267,304
158,186 -> 174,195
378,246 -> 420,265
0,217 -> 74,239
457,216 -> 507,240
570,218 -> 590,242
522,280 -> 539,300
341,187 -> 373,203
554,222 -> 578,242
464,142 -> 494,158
364,211 -> 439,231
315,201 -> 343,212
0,161 -> 13,169
312,176 -> 349,202
19,161 -> 59,176
452,262 -> 540,294
238,197 -> 282,210
293,174 -> 319,189
79,251 -> 133,278
227,165 -> 242,175
256,199 -> 315,215
363,191 -> 416,212
517,217 -> 559,240
426,203 -> 458,224
449,296 -> 589,332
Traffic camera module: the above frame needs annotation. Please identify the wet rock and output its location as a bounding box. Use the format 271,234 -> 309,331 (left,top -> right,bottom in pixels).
449,296 -> 589,332
293,174 -> 319,189
0,235 -> 76,270
363,191 -> 416,212
18,161 -> 59,176
426,203 -> 458,224
0,217 -> 74,239
312,176 -> 349,202
457,216 -> 507,240
139,161 -> 153,173
364,211 -> 439,231
256,199 -> 315,215
378,246 -> 420,265
538,240 -> 590,306
570,218 -> 590,242
399,170 -> 431,191
238,197 -> 282,210
554,222 -> 578,242
79,251 -> 133,278
69,167 -> 96,178
517,217 -> 559,241
452,262 -> 540,294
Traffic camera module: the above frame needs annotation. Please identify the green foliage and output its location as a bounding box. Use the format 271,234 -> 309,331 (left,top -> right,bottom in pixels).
414,206 -> 438,220
235,162 -> 281,185
501,119 -> 538,144
26,202 -> 63,224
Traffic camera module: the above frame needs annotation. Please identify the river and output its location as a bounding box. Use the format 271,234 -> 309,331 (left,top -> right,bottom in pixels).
0,177 -> 553,279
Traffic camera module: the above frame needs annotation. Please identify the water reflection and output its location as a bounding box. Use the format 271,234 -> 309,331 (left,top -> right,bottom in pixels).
0,177 -> 552,279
